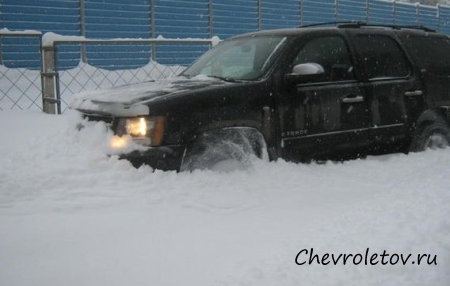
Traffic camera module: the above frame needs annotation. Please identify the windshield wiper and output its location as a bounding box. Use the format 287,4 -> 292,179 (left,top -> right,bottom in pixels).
181,74 -> 245,82
206,75 -> 243,83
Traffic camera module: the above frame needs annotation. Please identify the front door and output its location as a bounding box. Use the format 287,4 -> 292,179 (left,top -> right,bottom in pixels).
280,35 -> 370,161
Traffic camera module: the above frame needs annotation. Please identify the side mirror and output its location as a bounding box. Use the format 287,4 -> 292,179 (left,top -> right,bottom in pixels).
292,63 -> 325,76
286,63 -> 325,84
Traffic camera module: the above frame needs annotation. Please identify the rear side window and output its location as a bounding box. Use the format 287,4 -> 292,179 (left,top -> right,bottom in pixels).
353,35 -> 410,80
405,36 -> 450,73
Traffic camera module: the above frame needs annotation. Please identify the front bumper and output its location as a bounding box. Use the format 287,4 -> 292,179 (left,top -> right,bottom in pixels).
118,145 -> 186,171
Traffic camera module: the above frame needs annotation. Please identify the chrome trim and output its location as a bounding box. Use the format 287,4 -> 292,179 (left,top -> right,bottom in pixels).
342,95 -> 364,103
282,123 -> 404,141
404,90 -> 424,97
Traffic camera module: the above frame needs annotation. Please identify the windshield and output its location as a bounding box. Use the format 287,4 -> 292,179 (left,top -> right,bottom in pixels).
182,36 -> 287,81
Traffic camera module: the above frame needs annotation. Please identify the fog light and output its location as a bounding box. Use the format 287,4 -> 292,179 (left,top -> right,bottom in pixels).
110,136 -> 127,149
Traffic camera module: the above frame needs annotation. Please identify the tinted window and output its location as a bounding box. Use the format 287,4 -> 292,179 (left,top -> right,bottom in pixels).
406,36 -> 450,72
292,36 -> 355,82
354,35 -> 410,80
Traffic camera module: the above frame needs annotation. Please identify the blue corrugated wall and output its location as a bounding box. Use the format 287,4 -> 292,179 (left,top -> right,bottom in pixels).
1,0 -> 450,70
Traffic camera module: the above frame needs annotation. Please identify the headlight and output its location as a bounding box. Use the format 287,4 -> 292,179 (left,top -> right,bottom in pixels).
116,116 -> 165,146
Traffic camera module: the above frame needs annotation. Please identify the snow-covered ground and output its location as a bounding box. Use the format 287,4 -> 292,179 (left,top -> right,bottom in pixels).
1,109 -> 449,286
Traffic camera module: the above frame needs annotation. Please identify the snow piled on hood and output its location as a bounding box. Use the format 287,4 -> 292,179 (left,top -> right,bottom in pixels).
69,74 -> 221,116
71,78 -> 178,105
0,110 -> 449,286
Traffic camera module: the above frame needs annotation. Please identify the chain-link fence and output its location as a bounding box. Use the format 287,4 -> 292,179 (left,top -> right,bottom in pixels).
0,35 -> 214,113
0,31 -> 43,111
41,38 -> 216,114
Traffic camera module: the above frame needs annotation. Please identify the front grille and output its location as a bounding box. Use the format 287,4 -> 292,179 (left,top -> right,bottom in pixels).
83,114 -> 114,125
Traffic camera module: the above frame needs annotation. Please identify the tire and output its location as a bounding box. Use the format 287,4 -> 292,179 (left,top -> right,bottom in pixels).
180,128 -> 268,172
409,119 -> 450,152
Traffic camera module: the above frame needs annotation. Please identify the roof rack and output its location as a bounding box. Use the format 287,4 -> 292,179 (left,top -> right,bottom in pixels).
298,21 -> 360,28
337,22 -> 436,32
298,21 -> 436,33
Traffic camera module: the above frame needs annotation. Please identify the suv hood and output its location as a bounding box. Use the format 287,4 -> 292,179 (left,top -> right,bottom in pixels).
70,75 -> 231,116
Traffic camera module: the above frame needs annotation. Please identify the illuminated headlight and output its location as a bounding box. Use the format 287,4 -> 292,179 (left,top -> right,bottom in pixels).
116,116 -> 165,146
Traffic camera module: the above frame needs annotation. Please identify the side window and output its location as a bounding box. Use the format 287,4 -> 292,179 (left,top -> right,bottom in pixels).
406,36 -> 450,73
354,35 -> 410,80
292,36 -> 355,82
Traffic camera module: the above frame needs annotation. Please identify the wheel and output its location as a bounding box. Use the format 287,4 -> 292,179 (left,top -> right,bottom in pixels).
180,128 -> 268,172
410,119 -> 450,152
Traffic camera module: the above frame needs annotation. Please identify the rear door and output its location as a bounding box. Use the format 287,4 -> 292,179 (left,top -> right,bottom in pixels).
348,30 -> 420,152
401,34 -> 450,106
279,33 -> 371,161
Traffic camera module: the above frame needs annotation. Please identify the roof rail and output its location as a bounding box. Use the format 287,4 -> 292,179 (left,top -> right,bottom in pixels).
298,21 -> 361,28
337,22 -> 436,32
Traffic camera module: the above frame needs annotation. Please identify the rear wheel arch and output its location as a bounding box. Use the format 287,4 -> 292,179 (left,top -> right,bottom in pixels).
409,107 -> 450,152
415,107 -> 450,127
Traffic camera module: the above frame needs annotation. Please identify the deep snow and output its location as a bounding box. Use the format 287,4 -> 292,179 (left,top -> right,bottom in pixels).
0,109 -> 449,286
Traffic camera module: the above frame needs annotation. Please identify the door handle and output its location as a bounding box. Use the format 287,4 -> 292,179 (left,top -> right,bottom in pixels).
404,90 -> 423,97
341,95 -> 364,103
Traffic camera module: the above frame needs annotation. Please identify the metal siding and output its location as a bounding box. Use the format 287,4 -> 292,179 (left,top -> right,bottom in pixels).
418,6 -> 438,30
261,0 -> 299,30
338,0 -> 367,22
212,0 -> 258,39
85,0 -> 151,70
1,0 -> 79,69
301,0 -> 336,26
1,0 -> 80,33
395,3 -> 418,25
439,6 -> 450,35
369,0 -> 394,25
153,0 -> 209,65
154,0 -> 209,38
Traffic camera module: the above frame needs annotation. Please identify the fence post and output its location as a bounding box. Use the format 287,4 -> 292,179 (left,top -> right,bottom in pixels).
299,0 -> 304,26
335,0 -> 340,22
41,46 -> 58,114
437,4 -> 440,32
257,0 -> 262,30
416,3 -> 420,25
393,0 -> 397,25
208,0 -> 213,37
80,0 -> 87,63
150,0 -> 156,62
366,0 -> 370,23
0,36 -> 3,65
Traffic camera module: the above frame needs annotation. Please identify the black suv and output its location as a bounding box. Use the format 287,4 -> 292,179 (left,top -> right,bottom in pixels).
72,23 -> 450,171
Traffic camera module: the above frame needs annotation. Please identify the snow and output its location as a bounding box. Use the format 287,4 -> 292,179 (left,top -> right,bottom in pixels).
0,109 -> 449,286
42,32 -> 218,47
0,28 -> 42,35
